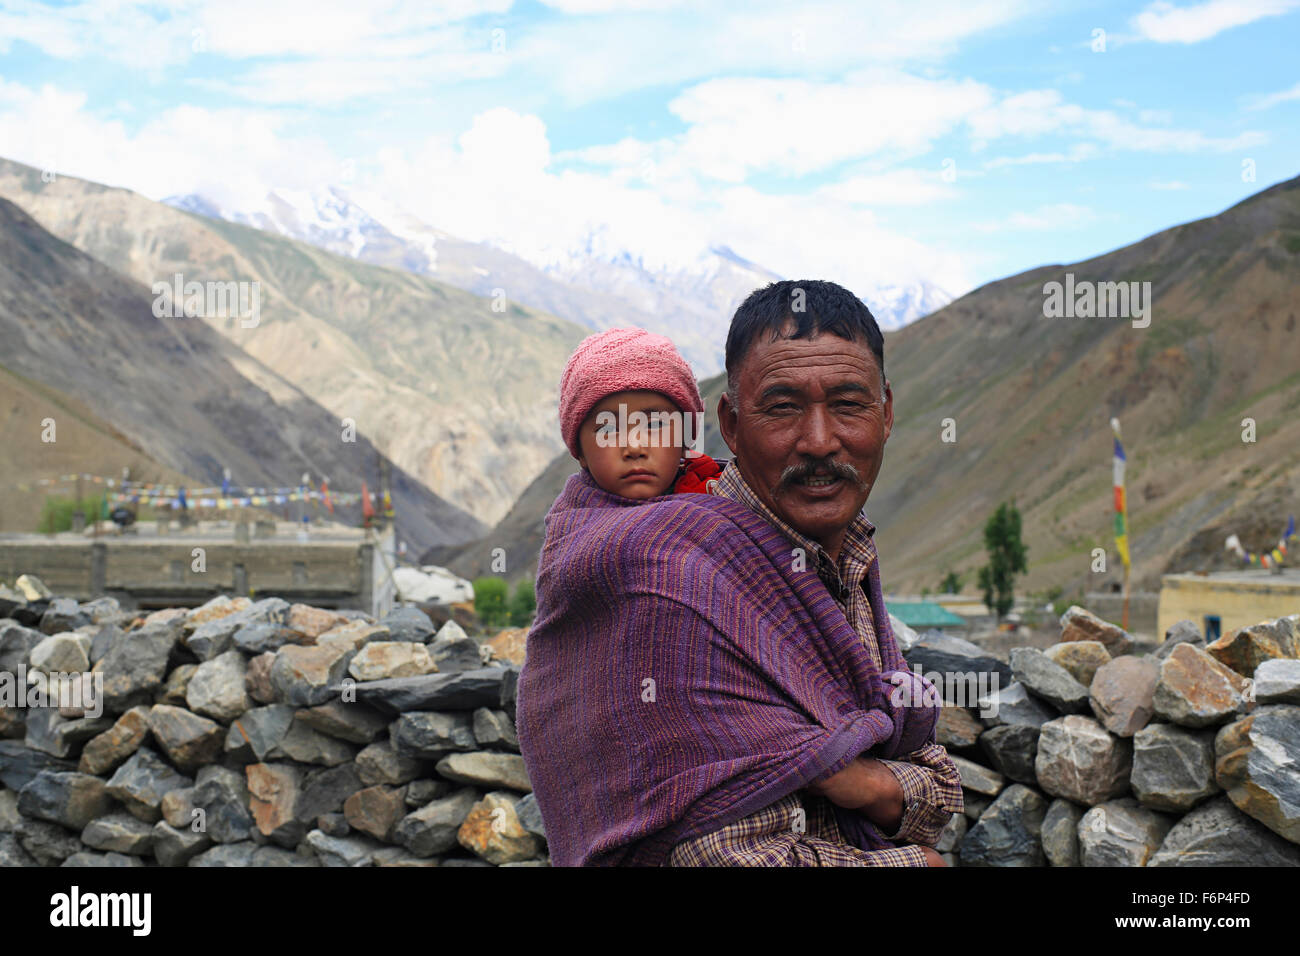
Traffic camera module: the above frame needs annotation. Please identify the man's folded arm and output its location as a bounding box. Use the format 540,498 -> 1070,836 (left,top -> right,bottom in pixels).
875,742 -> 965,846
668,792 -> 929,867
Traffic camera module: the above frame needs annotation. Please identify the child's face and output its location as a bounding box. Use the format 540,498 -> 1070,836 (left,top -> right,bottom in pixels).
577,390 -> 687,499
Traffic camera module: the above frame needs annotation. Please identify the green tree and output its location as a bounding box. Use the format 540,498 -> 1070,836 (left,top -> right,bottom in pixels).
508,578 -> 536,627
977,501 -> 1028,621
473,577 -> 509,628
939,570 -> 963,594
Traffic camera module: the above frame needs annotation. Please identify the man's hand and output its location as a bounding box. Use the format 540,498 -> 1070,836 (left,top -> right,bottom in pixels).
920,847 -> 947,867
806,756 -> 904,833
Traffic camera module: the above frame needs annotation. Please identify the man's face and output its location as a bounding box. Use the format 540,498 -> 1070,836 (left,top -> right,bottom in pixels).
576,389 -> 686,500
717,323 -> 893,556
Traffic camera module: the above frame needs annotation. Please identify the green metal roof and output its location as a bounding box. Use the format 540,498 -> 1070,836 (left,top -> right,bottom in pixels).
886,600 -> 967,629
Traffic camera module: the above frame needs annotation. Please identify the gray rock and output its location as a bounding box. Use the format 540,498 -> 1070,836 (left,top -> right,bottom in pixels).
225,703 -> 295,762
975,681 -> 1057,729
1035,715 -> 1132,806
935,811 -> 967,853
435,751 -> 531,792
192,765 -> 254,843
268,718 -> 358,766
964,792 -> 992,821
17,770 -> 114,829
232,623 -> 302,655
1131,722 -> 1219,812
393,711 -> 477,759
245,762 -> 308,847
1089,655 -> 1159,737
151,820 -> 212,867
189,841 -> 258,866
958,783 -> 1046,866
1043,641 -> 1111,687
0,788 -> 18,831
949,754 -> 1004,796
251,844 -> 319,867
0,620 -> 46,672
0,740 -> 75,790
404,779 -> 450,807
294,763 -> 366,824
472,708 -> 519,751
394,787 -> 478,857
292,699 -> 390,744
317,812 -> 350,836
1214,704 -> 1300,843
1155,619 -> 1205,660
81,811 -> 155,855
1041,798 -> 1082,866
516,791 -> 546,840
187,597 -> 290,661
62,850 -> 145,867
1077,797 -> 1175,866
14,818 -> 82,865
305,828 -> 387,866
978,724 -> 1040,784
0,831 -> 37,866
0,585 -> 28,619
1253,658 -> 1300,704
1148,794 -> 1300,867
936,705 -> 983,749
185,650 -> 250,722
88,624 -> 121,666
904,632 -> 1012,704
24,708 -> 113,758
29,632 -> 90,674
78,705 -> 151,776
355,740 -> 430,786
40,597 -> 91,635
346,667 -> 516,714
428,621 -> 482,673
105,747 -> 193,822
378,606 -> 435,643
157,663 -> 198,707
98,620 -> 181,711
1010,647 -> 1090,714
79,596 -> 123,625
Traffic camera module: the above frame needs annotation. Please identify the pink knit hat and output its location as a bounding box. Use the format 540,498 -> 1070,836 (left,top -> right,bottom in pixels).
559,327 -> 704,460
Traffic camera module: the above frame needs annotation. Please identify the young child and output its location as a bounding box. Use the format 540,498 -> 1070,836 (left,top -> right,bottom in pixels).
558,327 -> 723,499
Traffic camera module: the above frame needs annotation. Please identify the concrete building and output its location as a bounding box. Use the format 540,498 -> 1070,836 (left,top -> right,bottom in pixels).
0,520 -> 396,617
1157,568 -> 1300,641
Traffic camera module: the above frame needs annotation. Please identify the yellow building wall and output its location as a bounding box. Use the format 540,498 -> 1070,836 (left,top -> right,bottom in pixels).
1157,575 -> 1300,641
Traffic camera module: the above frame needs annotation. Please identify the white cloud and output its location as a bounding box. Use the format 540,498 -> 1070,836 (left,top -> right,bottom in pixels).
1131,0 -> 1299,44
971,203 -> 1096,233
983,144 -> 1099,167
817,169 -> 958,205
1244,80 -> 1300,110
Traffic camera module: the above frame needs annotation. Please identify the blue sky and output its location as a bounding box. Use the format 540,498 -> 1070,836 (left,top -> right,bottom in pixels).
1,0 -> 1297,300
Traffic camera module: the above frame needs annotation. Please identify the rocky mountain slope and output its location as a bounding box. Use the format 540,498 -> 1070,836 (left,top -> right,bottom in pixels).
0,159 -> 588,527
0,197 -> 483,548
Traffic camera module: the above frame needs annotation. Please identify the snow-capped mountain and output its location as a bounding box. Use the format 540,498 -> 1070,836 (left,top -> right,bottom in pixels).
163,188 -> 951,373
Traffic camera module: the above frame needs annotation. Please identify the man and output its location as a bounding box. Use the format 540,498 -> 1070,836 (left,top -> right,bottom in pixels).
517,279 -> 961,866
668,279 -> 962,866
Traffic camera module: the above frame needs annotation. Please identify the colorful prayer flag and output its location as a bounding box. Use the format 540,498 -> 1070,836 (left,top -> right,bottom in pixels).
1111,418 -> 1130,569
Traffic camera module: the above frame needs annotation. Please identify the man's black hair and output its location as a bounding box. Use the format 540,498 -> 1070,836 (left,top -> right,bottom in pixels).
724,279 -> 885,402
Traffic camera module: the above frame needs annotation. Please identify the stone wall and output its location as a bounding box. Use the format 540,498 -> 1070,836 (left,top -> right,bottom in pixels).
906,605 -> 1300,866
1,574 -> 1296,867
0,576 -> 543,867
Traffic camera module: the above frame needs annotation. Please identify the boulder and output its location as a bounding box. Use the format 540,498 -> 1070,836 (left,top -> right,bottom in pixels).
1043,640 -> 1110,687
1041,798 -> 1082,866
268,718 -> 358,766
343,785 -> 408,841
1148,795 -> 1300,866
974,681 -> 1056,729
958,783 -> 1046,866
472,708 -> 519,751
1152,643 -> 1250,728
245,652 -> 277,705
1253,658 -> 1300,705
304,828 -> 386,866
151,820 -> 212,867
458,791 -> 540,864
355,740 -> 428,787
347,667 -> 516,714
29,633 -> 90,674
904,632 -> 1012,704
147,704 -> 224,771
15,818 -> 83,865
286,604 -> 350,642
978,724 -> 1040,784
0,739 -> 76,790
1035,715 -> 1131,806
17,770 -> 114,829
105,746 -> 193,822
192,764 -> 255,843
293,699 -> 390,744
245,762 -> 307,847
434,751 -> 532,792
225,704 -> 295,762
1010,647 -> 1090,713
1077,797 -> 1174,866
1154,619 -> 1205,660
1088,655 -> 1159,737
39,597 -> 91,635
949,754 -> 1004,796
393,786 -> 478,857
96,620 -> 181,711
1058,605 -> 1134,656
936,705 -> 983,749
378,607 -> 436,644
348,641 -> 438,682
1131,722 -> 1219,812
1214,704 -> 1300,844
1206,617 -> 1297,678
270,643 -> 358,707
294,764 -> 366,825
157,663 -> 198,707
185,650 -> 250,722
393,711 -> 477,759
81,811 -> 155,855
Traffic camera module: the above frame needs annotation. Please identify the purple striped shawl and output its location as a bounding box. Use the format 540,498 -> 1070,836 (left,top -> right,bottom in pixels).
516,466 -> 927,866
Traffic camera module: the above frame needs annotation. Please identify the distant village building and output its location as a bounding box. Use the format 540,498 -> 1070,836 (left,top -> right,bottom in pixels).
886,600 -> 970,633
1158,568 -> 1300,641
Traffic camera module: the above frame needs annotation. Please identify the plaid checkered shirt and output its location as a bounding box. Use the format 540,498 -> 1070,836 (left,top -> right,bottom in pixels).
668,459 -> 964,866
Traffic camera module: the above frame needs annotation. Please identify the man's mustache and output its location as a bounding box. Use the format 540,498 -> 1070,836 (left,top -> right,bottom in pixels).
777,458 -> 868,492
